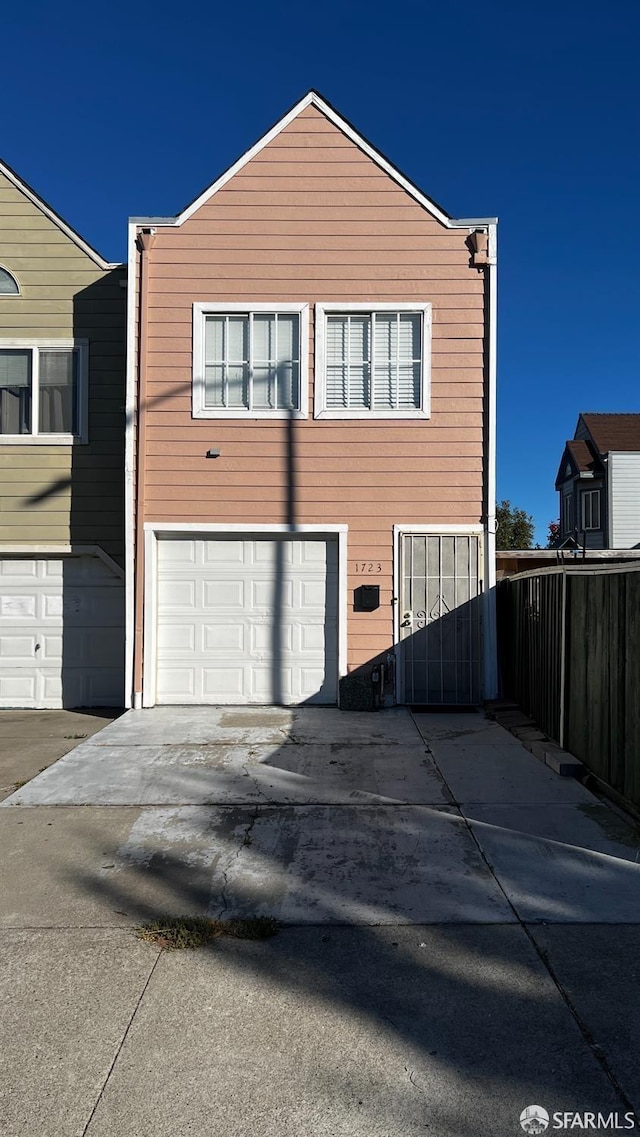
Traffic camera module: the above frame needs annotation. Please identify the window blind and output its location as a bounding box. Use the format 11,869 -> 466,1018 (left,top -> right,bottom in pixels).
0,349 -> 30,388
325,312 -> 421,410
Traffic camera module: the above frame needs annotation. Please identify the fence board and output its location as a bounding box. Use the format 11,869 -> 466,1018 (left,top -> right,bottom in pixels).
497,564 -> 640,811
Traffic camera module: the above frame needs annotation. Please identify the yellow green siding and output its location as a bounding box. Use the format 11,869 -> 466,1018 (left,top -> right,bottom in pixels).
0,171 -> 125,563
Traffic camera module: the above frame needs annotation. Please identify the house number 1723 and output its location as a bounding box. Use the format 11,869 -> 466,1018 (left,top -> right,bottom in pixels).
354,562 -> 382,573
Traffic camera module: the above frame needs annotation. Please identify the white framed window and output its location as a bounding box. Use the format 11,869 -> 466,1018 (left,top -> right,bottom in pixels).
192,303 -> 309,418
0,340 -> 88,444
582,488 -> 601,530
562,492 -> 573,534
314,303 -> 431,419
0,266 -> 20,296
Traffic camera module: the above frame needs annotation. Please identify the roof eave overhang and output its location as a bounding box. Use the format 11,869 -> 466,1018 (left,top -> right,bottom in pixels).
0,159 -> 119,270
555,445 -> 576,489
130,91 -> 498,233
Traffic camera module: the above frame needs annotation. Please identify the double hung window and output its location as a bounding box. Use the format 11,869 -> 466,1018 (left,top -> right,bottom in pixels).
582,489 -> 601,530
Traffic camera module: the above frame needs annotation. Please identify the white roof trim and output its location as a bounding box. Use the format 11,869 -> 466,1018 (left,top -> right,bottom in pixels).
0,160 -> 120,270
141,92 -> 492,231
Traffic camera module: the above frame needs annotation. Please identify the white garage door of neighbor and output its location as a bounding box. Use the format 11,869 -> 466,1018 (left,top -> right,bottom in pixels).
0,556 -> 124,709
156,537 -> 338,705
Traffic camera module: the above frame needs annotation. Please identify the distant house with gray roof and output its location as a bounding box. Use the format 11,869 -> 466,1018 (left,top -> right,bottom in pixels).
555,413 -> 640,549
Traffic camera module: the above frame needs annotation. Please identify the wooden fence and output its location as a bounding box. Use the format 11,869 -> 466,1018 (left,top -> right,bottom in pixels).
497,563 -> 640,809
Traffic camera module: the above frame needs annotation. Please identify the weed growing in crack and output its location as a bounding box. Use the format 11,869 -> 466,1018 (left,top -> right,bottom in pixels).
135,915 -> 280,951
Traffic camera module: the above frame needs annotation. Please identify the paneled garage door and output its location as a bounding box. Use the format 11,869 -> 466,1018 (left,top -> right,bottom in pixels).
156,536 -> 338,705
0,555 -> 124,708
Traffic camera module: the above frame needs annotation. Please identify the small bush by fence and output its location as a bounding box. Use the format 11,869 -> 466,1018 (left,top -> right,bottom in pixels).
497,563 -> 640,809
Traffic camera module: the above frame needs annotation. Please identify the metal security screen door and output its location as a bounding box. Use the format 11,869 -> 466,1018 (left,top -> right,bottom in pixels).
399,533 -> 482,705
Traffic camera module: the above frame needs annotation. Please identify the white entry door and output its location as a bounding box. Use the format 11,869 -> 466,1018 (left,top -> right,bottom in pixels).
0,555 -> 124,708
155,536 -> 338,705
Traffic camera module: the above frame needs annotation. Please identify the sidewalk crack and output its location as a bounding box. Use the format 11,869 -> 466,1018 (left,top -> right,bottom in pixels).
216,807 -> 260,918
81,949 -> 162,1136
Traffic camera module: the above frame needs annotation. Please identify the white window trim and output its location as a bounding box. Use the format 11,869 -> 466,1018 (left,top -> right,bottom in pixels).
0,265 -> 20,297
582,488 -> 601,530
314,302 -> 431,420
192,302 -> 309,419
562,492 -> 573,534
0,338 -> 88,445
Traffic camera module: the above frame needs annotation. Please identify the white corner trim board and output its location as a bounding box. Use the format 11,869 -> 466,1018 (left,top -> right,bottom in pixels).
124,221 -> 138,709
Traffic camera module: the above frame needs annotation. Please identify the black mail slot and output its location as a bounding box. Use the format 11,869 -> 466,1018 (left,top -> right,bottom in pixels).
354,585 -> 380,612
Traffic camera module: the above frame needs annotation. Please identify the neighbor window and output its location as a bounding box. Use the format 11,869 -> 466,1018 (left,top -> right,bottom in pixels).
0,342 -> 87,441
314,303 -> 431,418
192,303 -> 309,418
0,266 -> 19,295
562,493 -> 573,534
582,489 -> 601,530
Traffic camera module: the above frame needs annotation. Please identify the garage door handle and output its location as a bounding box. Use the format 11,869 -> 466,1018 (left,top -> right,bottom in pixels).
35,643 -> 41,653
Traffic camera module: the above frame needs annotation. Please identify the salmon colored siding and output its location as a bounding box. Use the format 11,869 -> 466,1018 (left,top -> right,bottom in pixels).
137,104 -> 487,679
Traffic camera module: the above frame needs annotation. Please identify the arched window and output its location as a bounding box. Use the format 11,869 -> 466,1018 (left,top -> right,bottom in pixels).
0,266 -> 19,295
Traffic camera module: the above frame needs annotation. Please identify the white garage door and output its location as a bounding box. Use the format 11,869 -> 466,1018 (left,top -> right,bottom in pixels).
0,555 -> 124,709
156,536 -> 338,705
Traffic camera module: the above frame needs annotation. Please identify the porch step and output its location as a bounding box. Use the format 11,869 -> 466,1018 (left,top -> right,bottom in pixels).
484,701 -> 584,778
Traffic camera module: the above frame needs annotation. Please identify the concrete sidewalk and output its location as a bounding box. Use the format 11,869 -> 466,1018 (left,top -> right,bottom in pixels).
1,707 -> 640,1136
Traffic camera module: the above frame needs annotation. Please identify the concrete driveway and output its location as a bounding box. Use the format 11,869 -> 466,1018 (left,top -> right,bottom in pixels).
0,708 -> 120,801
2,707 -> 640,1137
4,705 -> 640,926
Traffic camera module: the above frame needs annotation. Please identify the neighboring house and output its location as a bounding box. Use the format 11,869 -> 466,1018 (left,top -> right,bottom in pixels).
555,413 -> 640,550
127,91 -> 497,709
0,161 -> 126,708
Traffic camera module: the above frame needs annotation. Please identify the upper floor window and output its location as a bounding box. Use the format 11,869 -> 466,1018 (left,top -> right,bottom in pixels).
0,266 -> 19,296
582,488 -> 601,530
192,303 -> 309,418
0,341 -> 87,443
562,493 -> 573,534
314,303 -> 431,418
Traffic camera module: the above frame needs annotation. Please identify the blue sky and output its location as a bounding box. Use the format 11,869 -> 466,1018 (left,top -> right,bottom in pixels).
2,0 -> 638,543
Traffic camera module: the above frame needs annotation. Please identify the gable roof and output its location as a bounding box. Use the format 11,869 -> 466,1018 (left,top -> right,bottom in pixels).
568,439 -> 601,472
555,439 -> 602,488
580,413 -> 640,454
131,91 -> 498,232
0,158 -> 119,270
